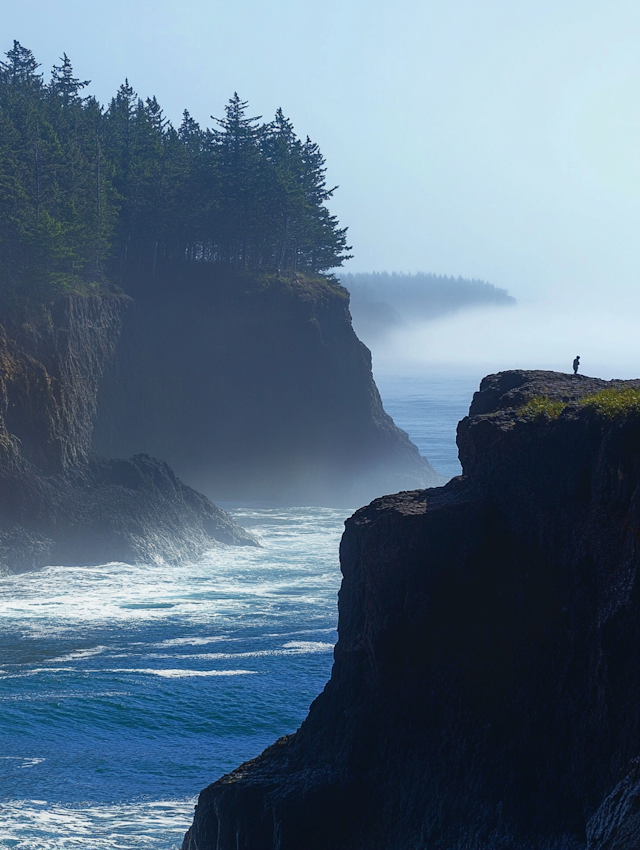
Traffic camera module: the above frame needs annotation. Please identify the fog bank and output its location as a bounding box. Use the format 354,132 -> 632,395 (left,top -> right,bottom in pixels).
370,294 -> 640,381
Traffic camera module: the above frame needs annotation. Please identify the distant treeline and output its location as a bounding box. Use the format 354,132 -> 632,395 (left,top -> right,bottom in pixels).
341,272 -> 515,340
341,272 -> 514,313
0,41 -> 351,309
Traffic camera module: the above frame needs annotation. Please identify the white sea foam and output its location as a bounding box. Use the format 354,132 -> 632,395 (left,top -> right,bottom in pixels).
0,798 -> 195,849
281,641 -> 334,652
0,504 -> 347,848
141,642 -> 334,662
46,646 -> 109,663
263,627 -> 336,638
0,667 -> 77,679
0,690 -> 130,702
150,635 -> 233,648
0,506 -> 344,633
101,668 -> 258,678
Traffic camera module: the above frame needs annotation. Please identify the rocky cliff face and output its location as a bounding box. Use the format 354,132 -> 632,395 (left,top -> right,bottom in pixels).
0,294 -> 255,573
0,295 -> 123,474
182,369 -> 640,850
93,273 -> 438,505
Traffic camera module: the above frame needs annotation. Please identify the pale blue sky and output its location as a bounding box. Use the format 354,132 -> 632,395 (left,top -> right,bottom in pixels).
4,0 -> 640,305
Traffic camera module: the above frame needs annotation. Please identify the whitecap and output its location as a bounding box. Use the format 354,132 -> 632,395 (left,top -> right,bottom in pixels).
0,667 -> 77,679
0,757 -> 45,767
102,668 -> 258,678
151,635 -> 233,648
46,646 -> 108,663
154,641 -> 334,661
281,641 -> 334,652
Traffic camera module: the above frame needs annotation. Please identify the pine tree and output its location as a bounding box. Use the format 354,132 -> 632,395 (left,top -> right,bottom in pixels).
210,93 -> 267,266
49,53 -> 89,105
0,40 -> 41,86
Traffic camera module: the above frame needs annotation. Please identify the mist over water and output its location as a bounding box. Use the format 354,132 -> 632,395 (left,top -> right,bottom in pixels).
369,294 -> 640,381
371,290 -> 640,482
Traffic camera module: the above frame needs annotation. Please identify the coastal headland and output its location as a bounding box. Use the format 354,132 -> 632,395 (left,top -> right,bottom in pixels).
93,270 -> 439,506
183,369 -> 640,850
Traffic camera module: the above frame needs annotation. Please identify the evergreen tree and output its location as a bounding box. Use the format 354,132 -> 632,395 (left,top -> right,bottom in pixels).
0,40 -> 41,86
49,53 -> 89,104
210,93 -> 268,266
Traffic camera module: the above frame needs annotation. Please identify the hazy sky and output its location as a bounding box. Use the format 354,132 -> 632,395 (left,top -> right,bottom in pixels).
4,1 -> 640,373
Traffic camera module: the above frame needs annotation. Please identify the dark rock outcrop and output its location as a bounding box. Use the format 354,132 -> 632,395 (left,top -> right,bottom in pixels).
0,294 -> 255,573
0,452 -> 255,572
183,369 -> 640,850
93,273 -> 438,505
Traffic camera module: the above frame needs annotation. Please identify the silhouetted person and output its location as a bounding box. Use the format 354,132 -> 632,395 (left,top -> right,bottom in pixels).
573,356 -> 580,375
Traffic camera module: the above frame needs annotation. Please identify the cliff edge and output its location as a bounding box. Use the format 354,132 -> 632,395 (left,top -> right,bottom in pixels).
0,294 -> 255,573
183,369 -> 640,850
93,272 -> 438,505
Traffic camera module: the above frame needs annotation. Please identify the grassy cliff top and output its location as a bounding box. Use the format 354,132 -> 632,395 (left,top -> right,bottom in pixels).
468,370 -> 640,421
518,387 -> 640,420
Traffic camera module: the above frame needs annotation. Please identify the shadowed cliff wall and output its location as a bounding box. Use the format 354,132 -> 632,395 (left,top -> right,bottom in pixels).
0,294 -> 255,572
93,273 -> 438,505
182,370 -> 640,850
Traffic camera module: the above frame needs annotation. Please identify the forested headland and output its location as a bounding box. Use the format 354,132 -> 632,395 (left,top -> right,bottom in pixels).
342,271 -> 516,341
0,41 -> 352,316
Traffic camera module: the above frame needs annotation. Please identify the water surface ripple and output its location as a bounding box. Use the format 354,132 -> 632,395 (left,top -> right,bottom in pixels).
0,507 -> 346,849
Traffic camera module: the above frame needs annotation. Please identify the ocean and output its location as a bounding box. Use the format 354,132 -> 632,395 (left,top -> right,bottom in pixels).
0,372 -> 480,849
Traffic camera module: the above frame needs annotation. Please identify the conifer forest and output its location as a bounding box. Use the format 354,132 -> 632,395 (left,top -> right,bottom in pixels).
0,41 -> 352,311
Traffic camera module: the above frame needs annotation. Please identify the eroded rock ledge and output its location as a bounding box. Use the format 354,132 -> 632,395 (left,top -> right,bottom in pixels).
183,369 -> 640,850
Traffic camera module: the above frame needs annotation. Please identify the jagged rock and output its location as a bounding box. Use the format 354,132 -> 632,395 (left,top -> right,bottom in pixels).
183,370 -> 640,850
0,453 -> 256,573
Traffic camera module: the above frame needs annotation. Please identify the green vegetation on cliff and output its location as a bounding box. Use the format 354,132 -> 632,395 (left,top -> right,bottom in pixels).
580,387 -> 640,417
0,41 -> 352,313
517,387 -> 640,421
517,396 -> 566,419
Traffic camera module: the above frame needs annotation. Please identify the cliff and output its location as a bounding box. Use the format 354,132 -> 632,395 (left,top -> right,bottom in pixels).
183,369 -> 640,850
93,272 -> 438,505
0,294 -> 255,573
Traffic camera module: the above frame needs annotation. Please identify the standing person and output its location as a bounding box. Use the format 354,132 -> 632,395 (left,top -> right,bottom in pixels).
573,356 -> 580,375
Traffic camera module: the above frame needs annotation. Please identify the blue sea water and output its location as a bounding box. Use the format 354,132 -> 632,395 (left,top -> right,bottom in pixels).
375,370 -> 481,479
0,373 -> 479,848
